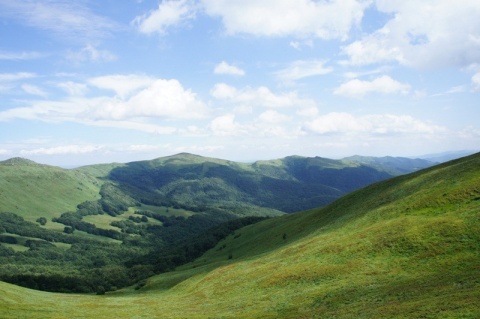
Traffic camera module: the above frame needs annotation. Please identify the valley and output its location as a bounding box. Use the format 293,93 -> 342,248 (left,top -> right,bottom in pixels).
1,152 -> 479,318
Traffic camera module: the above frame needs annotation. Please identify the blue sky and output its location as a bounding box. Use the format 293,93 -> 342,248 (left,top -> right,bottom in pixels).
0,0 -> 479,166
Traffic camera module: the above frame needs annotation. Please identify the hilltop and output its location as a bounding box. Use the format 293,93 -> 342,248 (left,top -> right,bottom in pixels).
0,152 -> 478,318
0,157 -> 101,225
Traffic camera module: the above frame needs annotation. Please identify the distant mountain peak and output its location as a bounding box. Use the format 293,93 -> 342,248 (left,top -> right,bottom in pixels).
0,157 -> 39,166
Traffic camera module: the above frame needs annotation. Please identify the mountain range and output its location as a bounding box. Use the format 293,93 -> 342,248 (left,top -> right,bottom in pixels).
1,152 -> 478,317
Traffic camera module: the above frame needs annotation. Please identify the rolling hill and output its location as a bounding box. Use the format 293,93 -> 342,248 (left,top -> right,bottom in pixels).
0,152 -> 478,318
82,152 -> 434,214
0,158 -> 101,225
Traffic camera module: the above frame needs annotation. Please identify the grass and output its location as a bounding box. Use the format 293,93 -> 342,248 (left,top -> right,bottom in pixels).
0,153 -> 479,318
0,160 -> 101,225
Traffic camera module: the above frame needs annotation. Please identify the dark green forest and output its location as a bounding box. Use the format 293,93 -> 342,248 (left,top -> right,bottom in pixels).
0,207 -> 266,293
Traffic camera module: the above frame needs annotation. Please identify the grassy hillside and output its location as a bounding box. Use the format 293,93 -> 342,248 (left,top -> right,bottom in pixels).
1,153 -> 478,318
0,158 -> 101,224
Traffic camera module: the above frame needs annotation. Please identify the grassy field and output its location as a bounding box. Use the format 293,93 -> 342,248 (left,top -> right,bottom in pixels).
0,153 -> 479,318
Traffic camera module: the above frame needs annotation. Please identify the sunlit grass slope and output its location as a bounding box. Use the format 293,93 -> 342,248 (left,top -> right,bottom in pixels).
0,158 -> 101,224
1,153 -> 479,318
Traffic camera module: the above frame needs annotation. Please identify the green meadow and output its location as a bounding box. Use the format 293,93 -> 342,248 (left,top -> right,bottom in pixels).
0,158 -> 101,225
1,153 -> 479,318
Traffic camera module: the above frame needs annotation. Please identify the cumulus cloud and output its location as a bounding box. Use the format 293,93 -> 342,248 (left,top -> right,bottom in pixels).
333,75 -> 410,97
274,60 -> 333,83
210,83 -> 317,109
303,112 -> 445,135
0,76 -> 208,133
342,1 -> 480,69
122,79 -> 207,119
201,0 -> 371,39
133,0 -> 196,35
214,61 -> 245,76
208,114 -> 244,136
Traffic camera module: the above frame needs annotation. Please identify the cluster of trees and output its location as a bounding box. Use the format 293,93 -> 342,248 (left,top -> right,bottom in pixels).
128,216 -> 268,273
0,210 -> 266,294
53,211 -> 125,240
0,212 -> 78,244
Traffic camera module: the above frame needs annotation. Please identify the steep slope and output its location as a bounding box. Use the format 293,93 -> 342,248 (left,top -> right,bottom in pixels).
0,158 -> 101,224
1,153 -> 478,318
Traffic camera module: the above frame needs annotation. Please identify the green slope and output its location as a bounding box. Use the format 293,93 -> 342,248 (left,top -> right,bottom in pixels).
0,158 -> 101,224
1,153 -> 478,318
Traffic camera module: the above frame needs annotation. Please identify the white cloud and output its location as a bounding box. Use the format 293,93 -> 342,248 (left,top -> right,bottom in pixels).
0,51 -> 46,60
211,83 -> 317,109
210,83 -> 237,99
66,44 -> 116,64
289,40 -> 314,50
0,1 -> 116,42
99,79 -> 208,120
133,0 -> 196,35
0,149 -> 11,155
0,76 -> 208,133
89,74 -> 154,98
342,1 -> 480,69
0,72 -> 36,82
257,110 -> 290,123
201,0 -> 372,40
124,79 -> 207,119
214,61 -> 245,76
207,113 -> 297,138
472,72 -> 480,91
333,75 -> 410,97
20,145 -> 105,156
297,106 -> 319,117
21,84 -> 48,98
208,114 -> 244,136
123,144 -> 168,152
303,112 -> 445,135
75,80 -> 206,122
275,60 -> 333,83
57,81 -> 89,96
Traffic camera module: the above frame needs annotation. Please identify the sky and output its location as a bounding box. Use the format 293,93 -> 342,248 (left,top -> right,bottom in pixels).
0,0 -> 479,167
